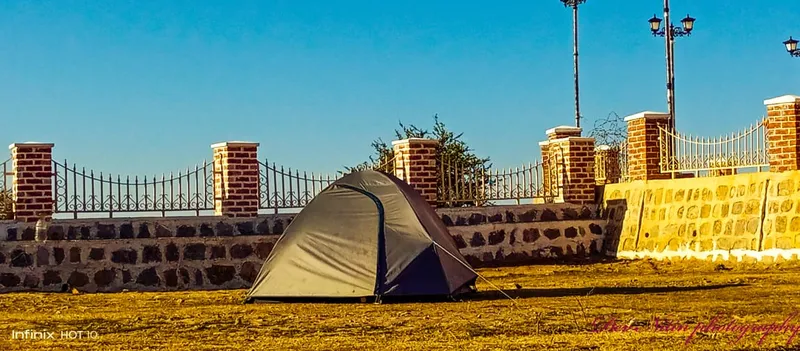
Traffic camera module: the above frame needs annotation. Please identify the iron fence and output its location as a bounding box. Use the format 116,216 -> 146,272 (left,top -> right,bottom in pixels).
595,143 -> 628,184
658,118 -> 769,177
371,154 -> 400,175
438,154 -> 558,207
1,159 -> 12,219
619,142 -> 629,182
1,159 -> 11,193
258,160 -> 340,211
258,155 -> 407,212
52,160 -> 216,218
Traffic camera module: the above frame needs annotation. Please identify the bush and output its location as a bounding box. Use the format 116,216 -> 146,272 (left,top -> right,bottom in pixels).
345,115 -> 490,207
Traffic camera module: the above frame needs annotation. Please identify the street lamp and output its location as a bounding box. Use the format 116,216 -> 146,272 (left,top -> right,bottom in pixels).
647,0 -> 696,133
649,14 -> 695,37
560,0 -> 587,129
783,36 -> 800,57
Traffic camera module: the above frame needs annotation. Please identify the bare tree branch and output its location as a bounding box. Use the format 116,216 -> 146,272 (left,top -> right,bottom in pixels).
587,111 -> 626,148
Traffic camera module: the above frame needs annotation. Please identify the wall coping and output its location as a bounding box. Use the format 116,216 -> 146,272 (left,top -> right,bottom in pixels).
12,214 -> 296,226
391,138 -> 439,145
764,95 -> 800,106
9,142 -> 55,150
623,111 -> 670,122
210,141 -> 260,148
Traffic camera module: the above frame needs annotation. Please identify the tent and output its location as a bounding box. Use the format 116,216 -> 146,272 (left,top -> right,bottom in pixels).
245,170 -> 478,303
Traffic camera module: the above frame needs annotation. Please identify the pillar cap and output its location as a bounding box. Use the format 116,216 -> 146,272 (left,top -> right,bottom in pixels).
549,137 -> 596,143
545,125 -> 582,136
210,141 -> 260,149
623,111 -> 670,122
391,138 -> 439,145
763,95 -> 800,106
8,142 -> 55,150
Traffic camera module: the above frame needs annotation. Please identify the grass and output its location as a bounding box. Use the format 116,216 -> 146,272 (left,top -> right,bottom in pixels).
3,259 -> 800,350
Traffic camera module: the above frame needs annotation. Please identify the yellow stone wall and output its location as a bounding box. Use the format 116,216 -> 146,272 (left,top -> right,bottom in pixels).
602,171 -> 800,262
762,172 -> 800,250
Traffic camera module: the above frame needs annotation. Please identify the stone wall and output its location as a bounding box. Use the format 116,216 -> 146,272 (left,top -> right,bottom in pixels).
0,203 -> 607,293
441,204 -> 605,267
0,216 -> 288,293
602,170 -> 800,262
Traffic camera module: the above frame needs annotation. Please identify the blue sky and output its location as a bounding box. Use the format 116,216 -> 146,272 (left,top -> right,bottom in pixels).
0,0 -> 798,175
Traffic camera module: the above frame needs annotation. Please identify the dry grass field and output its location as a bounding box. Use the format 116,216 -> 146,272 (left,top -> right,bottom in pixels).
3,259 -> 800,351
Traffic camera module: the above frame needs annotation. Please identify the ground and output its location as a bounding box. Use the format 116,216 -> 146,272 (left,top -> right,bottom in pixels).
2,259 -> 800,351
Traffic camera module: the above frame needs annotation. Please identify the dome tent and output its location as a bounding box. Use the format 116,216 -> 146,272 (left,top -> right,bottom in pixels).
245,170 -> 477,303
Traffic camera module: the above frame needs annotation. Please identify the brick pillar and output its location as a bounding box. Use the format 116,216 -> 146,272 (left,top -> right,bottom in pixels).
539,127 -> 596,204
595,145 -> 621,184
10,142 -> 54,222
392,138 -> 439,207
211,141 -> 260,218
624,111 -> 671,181
540,126 -> 583,198
764,95 -> 800,172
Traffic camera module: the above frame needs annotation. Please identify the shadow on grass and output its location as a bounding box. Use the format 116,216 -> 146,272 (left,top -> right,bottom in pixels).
473,255 -> 626,268
466,283 -> 749,301
246,284 -> 748,305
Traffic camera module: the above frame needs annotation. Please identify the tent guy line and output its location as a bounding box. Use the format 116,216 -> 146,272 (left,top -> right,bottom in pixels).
431,240 -> 518,306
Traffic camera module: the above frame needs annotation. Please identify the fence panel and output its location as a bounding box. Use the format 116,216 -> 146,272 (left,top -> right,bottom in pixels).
595,143 -> 628,184
438,154 -> 558,206
258,155 -> 404,212
658,118 -> 769,176
52,160 -> 216,218
370,154 -> 400,176
258,160 -> 340,211
1,159 -> 12,219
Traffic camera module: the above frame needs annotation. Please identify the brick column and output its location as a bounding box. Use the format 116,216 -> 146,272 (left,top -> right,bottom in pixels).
539,126 -> 583,198
624,111 -> 671,181
211,141 -> 260,218
539,127 -> 596,204
392,138 -> 439,207
764,95 -> 800,172
9,142 -> 54,222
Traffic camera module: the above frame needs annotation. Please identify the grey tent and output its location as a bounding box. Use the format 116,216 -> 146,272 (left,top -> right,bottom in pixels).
245,170 -> 477,302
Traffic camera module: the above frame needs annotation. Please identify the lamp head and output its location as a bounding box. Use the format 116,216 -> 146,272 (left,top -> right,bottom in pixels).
681,14 -> 695,33
649,15 -> 662,33
784,36 -> 799,53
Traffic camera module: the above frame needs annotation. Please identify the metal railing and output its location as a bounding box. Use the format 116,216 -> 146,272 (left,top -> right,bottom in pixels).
258,160 -> 340,211
438,154 -> 558,207
52,160 -> 216,218
658,118 -> 769,176
258,154 -> 405,212
595,143 -> 628,184
371,154 -> 401,176
1,159 -> 12,219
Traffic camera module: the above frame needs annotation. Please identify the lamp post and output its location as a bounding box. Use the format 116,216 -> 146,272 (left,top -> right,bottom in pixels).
560,0 -> 586,129
647,0 -> 695,132
783,36 -> 800,57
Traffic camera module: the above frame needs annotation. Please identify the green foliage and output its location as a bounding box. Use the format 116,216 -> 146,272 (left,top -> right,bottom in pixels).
344,115 -> 491,207
0,190 -> 13,220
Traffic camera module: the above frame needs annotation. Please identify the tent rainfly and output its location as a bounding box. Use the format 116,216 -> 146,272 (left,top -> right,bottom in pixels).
245,170 -> 478,303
